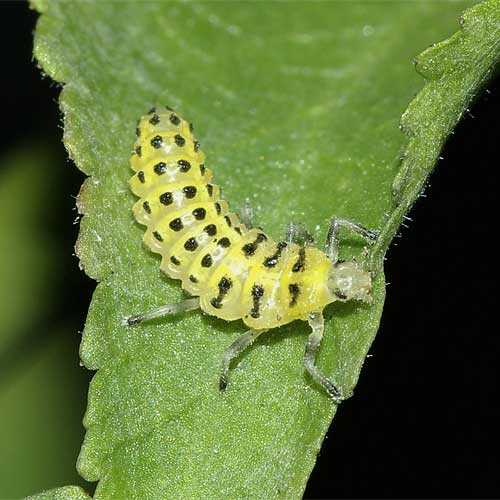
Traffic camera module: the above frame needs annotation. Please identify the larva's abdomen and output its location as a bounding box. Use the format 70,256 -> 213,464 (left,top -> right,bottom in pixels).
130,107 -> 335,330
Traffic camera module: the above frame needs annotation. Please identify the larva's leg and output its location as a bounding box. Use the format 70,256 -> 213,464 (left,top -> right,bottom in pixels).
285,222 -> 315,246
239,198 -> 254,228
124,297 -> 200,326
326,217 -> 378,263
219,329 -> 268,392
305,312 -> 345,403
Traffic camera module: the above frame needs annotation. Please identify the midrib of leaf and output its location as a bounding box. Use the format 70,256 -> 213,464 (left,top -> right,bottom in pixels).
30,1 -> 499,499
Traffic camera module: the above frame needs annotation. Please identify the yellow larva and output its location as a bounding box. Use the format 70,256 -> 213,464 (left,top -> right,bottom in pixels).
127,106 -> 377,401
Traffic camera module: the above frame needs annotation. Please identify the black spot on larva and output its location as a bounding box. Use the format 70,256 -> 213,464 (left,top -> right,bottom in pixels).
224,215 -> 232,227
178,159 -> 191,172
210,298 -> 222,309
292,247 -> 306,272
149,113 -> 160,125
214,202 -> 221,215
192,207 -> 206,220
169,218 -> 183,231
204,224 -> 217,236
137,171 -> 145,183
184,237 -> 198,251
242,233 -> 267,257
135,145 -> 142,157
288,283 -> 300,307
169,113 -> 181,126
174,134 -> 185,147
211,276 -> 233,309
333,259 -> 346,267
199,164 -> 206,175
189,122 -> 194,133
170,255 -> 181,265
136,126 -> 141,137
207,184 -> 213,196
218,237 -> 231,248
153,231 -> 163,242
183,186 -> 197,199
159,192 -> 173,206
194,140 -> 200,152
219,276 -> 232,292
148,106 -> 157,114
154,162 -> 167,175
189,275 -> 198,283
142,201 -> 151,214
151,135 -> 163,149
250,285 -> 264,318
334,289 -> 347,300
242,243 -> 256,256
234,227 -> 242,235
201,254 -> 213,267
264,241 -> 287,267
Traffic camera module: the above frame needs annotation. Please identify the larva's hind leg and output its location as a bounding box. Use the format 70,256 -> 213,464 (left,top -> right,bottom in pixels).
124,297 -> 200,326
285,222 -> 315,246
325,217 -> 378,263
305,312 -> 346,403
219,329 -> 268,392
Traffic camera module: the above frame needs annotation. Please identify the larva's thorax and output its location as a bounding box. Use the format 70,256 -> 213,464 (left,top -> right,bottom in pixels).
201,242 -> 336,329
129,107 -> 339,331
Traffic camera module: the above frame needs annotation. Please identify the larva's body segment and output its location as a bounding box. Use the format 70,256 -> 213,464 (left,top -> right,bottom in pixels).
130,107 -> 338,330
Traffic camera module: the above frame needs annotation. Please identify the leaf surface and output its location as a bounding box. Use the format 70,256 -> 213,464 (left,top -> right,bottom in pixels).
26,486 -> 91,500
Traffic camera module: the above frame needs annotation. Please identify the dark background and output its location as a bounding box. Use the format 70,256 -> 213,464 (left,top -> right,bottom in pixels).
1,2 -> 498,499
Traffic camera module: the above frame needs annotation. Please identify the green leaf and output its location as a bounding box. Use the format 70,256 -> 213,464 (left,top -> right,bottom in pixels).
31,1 -> 499,499
372,0 -> 500,264
25,485 -> 91,500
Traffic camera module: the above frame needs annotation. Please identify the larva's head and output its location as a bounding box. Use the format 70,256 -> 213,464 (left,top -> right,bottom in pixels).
328,260 -> 373,303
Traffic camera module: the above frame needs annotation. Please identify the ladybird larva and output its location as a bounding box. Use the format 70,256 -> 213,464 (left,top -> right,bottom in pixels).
127,106 -> 378,402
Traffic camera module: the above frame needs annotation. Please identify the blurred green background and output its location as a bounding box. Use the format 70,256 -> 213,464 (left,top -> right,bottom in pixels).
0,4 -> 92,498
0,146 -> 91,498
0,2 -> 498,499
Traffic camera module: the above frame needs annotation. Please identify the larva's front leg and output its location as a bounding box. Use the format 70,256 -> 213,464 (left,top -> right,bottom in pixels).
325,217 -> 378,263
305,312 -> 345,403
